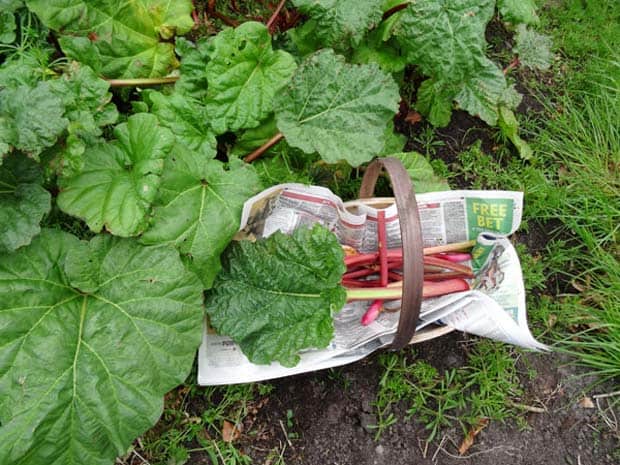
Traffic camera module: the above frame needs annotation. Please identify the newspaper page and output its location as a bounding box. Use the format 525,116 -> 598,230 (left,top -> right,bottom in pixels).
198,184 -> 545,386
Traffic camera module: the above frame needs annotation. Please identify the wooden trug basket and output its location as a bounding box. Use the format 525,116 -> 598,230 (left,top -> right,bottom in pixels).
348,158 -> 455,348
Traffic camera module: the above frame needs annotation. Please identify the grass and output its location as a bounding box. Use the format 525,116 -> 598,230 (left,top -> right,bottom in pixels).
131,381 -> 276,465
539,0 -> 620,93
371,341 -> 524,443
529,66 -> 620,380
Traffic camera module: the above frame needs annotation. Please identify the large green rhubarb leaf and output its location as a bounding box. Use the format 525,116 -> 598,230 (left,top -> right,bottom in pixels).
0,81 -> 68,159
26,0 -> 194,78
145,90 -> 217,158
0,229 -> 203,465
274,49 -> 400,166
292,0 -> 384,52
141,150 -> 261,288
206,225 -> 347,367
389,152 -> 450,193
204,22 -> 297,134
0,154 -> 50,253
58,113 -> 174,236
454,57 -> 510,126
393,0 -> 495,80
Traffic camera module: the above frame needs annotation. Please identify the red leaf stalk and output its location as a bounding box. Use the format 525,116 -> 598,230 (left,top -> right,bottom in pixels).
377,210 -> 388,287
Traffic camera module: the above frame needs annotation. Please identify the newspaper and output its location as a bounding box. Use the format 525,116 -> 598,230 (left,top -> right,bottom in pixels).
198,184 -> 547,386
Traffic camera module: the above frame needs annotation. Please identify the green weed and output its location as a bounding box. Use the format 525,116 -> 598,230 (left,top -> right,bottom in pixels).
411,126 -> 446,158
138,382 -> 273,465
372,341 -> 524,443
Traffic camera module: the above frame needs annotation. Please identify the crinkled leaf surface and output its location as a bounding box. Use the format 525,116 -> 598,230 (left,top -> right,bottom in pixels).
0,81 -> 68,158
292,0 -> 384,52
0,229 -> 203,465
174,37 -> 210,100
26,0 -> 194,78
454,57 -> 509,126
499,83 -> 523,110
0,11 -> 16,44
204,22 -> 297,134
389,152 -> 450,193
351,28 -> 407,74
57,35 -> 104,74
497,0 -> 539,25
514,24 -> 553,71
393,0 -> 494,80
145,90 -> 217,158
206,225 -> 347,367
0,154 -> 50,252
141,150 -> 261,288
416,78 -> 458,127
274,49 -> 400,166
49,63 -> 119,175
0,50 -> 48,89
0,1 -> 21,43
58,113 -> 174,236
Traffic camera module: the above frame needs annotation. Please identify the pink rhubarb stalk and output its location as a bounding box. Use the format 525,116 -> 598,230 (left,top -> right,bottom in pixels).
377,211 -> 388,287
361,300 -> 383,326
431,252 -> 472,263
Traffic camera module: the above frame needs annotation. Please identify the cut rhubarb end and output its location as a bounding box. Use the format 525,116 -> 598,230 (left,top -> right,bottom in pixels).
422,278 -> 470,297
433,252 -> 472,263
361,300 -> 383,326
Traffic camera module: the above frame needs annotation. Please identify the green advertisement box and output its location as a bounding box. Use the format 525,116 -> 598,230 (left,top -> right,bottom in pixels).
466,197 -> 514,237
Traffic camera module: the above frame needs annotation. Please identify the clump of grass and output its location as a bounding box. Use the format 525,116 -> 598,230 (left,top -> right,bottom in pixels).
135,381 -> 273,465
371,341 -> 524,443
540,0 -> 620,93
529,58 -> 620,381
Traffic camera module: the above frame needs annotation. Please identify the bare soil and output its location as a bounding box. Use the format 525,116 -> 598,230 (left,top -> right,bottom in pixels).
230,332 -> 618,465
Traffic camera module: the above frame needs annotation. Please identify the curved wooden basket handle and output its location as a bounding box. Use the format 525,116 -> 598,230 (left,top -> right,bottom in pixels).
359,158 -> 424,350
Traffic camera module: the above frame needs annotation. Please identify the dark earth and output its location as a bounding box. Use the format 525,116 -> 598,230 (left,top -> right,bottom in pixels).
235,335 -> 618,465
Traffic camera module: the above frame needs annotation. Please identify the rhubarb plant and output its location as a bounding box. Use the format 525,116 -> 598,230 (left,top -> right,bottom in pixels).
140,149 -> 261,288
274,49 -> 400,166
0,0 -> 552,463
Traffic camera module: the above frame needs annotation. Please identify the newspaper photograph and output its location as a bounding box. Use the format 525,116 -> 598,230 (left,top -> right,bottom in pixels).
198,184 -> 546,386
